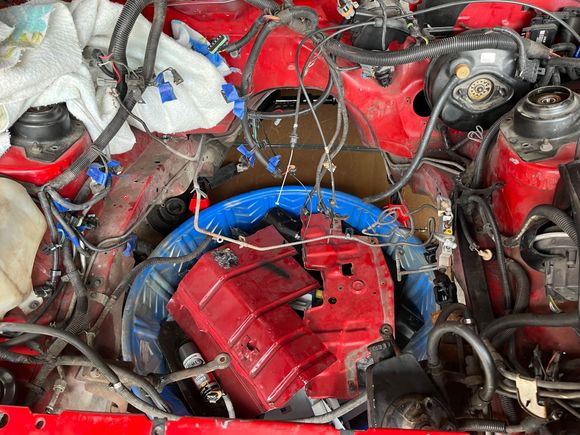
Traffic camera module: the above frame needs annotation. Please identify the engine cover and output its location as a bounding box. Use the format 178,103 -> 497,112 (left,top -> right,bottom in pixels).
167,226 -> 336,417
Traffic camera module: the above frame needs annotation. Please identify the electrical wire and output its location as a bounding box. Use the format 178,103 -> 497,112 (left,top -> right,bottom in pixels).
0,323 -> 178,419
391,0 -> 580,44
362,75 -> 461,204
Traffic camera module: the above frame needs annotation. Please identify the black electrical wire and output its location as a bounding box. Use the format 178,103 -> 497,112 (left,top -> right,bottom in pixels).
0,323 -> 178,419
48,204 -> 91,257
38,191 -> 61,289
247,71 -> 334,120
467,195 -> 513,313
224,15 -> 267,54
91,237 -> 213,335
469,114 -> 503,188
240,20 -> 283,177
324,31 -> 520,67
46,178 -> 112,212
46,0 -> 167,191
55,356 -> 169,412
493,27 -> 528,78
392,0 -> 580,43
294,23 -> 362,212
362,75 -> 460,204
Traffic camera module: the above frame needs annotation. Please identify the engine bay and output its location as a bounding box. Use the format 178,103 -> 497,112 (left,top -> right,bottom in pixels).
0,0 -> 580,433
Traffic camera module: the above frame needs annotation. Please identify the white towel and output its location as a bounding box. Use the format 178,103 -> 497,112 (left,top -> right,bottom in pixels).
0,0 -> 233,155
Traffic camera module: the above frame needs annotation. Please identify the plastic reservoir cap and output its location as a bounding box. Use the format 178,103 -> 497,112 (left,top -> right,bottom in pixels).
0,178 -> 47,317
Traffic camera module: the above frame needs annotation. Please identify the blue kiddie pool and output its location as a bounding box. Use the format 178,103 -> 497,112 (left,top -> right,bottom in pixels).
121,186 -> 436,375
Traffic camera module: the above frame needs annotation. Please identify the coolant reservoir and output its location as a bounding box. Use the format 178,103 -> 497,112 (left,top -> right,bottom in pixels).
0,178 -> 46,317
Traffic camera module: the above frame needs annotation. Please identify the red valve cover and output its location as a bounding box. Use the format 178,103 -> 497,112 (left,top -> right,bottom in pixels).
301,214 -> 395,399
167,226 -> 337,417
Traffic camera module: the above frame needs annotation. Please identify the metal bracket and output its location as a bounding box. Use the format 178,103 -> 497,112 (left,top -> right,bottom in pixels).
88,291 -> 109,306
515,375 -> 547,419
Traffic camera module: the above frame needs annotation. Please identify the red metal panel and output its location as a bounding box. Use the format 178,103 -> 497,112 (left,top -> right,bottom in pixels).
0,405 -> 467,435
0,131 -> 90,198
301,214 -> 395,399
149,0 -> 576,159
168,226 -> 336,417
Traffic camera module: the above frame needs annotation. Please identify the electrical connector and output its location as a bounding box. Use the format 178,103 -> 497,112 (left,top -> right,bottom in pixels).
208,35 -> 230,54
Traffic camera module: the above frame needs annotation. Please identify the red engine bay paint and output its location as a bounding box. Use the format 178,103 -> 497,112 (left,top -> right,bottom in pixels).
0,0 -> 579,431
301,214 -> 395,399
0,405 -> 468,435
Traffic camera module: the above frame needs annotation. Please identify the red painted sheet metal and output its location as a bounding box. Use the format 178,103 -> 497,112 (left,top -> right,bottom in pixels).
168,226 -> 336,417
301,214 -> 395,399
0,405 -> 467,435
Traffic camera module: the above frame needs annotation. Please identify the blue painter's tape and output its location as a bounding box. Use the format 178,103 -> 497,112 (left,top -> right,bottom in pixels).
236,144 -> 255,167
155,72 -> 177,103
266,155 -> 281,174
221,83 -> 245,119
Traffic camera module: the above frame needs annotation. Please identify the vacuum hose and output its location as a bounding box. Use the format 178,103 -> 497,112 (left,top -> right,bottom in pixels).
482,311 -> 579,342
428,322 -> 497,405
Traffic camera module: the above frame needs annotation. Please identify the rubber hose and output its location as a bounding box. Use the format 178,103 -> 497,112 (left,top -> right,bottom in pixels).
470,115 -> 503,188
0,347 -> 46,365
362,75 -> 460,204
468,195 -> 513,313
428,322 -> 497,403
292,393 -> 367,423
435,302 -> 473,325
244,0 -> 279,12
458,419 -> 507,432
507,260 -> 530,314
550,43 -> 577,56
548,57 -> 580,69
505,205 -> 578,247
500,395 -> 520,425
325,32 -> 517,67
38,191 -> 61,287
224,15 -> 267,54
481,311 -> 579,341
0,323 -> 178,419
62,240 -> 89,334
493,27 -> 527,78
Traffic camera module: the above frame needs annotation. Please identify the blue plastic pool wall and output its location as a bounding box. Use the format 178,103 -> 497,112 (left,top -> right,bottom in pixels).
121,187 -> 437,375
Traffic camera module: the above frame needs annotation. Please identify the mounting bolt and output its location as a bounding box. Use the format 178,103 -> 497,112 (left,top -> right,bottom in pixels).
540,139 -> 553,153
454,64 -> 471,80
